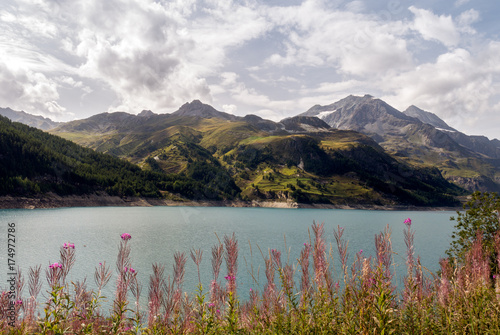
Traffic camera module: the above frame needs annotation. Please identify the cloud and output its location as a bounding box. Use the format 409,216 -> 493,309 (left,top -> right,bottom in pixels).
1,0 -> 270,115
457,9 -> 480,34
0,63 -> 66,117
222,104 -> 237,114
380,45 -> 500,134
68,0 -> 212,112
454,0 -> 471,7
213,69 -> 300,119
344,1 -> 366,13
297,79 -> 368,95
264,1 -> 413,76
408,6 -> 477,47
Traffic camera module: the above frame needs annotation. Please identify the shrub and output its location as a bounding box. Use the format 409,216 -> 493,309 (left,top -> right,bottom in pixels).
447,191 -> 500,270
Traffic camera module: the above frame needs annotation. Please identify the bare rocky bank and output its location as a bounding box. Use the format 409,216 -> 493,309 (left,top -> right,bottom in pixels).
0,193 -> 461,211
0,194 -> 299,209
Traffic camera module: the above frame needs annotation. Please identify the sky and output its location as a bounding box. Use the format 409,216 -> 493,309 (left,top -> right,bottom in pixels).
1,0 -> 499,139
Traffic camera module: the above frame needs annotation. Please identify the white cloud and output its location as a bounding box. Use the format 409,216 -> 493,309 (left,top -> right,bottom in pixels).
457,9 -> 479,34
222,104 -> 237,114
264,1 -> 413,76
454,0 -> 471,8
458,9 -> 480,26
220,72 -> 240,86
298,79 -> 367,95
0,0 -> 270,115
339,29 -> 412,76
380,45 -> 500,135
0,63 -> 66,117
409,7 -> 476,47
344,1 -> 365,13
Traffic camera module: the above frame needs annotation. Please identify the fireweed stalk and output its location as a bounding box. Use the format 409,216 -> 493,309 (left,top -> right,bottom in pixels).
39,242 -> 77,333
171,251 -> 187,329
262,251 -> 277,323
147,263 -> 165,328
224,233 -> 239,333
224,233 -> 238,295
24,265 -> 42,328
334,225 -> 349,284
312,222 -> 327,289
210,241 -> 224,312
298,242 -> 311,305
112,233 -> 135,333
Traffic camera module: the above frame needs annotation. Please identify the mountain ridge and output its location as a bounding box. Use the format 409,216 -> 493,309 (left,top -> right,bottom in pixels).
44,99 -> 466,207
300,94 -> 500,192
2,95 -> 497,208
0,107 -> 61,130
403,105 -> 457,132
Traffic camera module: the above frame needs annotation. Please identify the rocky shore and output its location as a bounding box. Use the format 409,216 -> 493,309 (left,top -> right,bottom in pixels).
0,193 -> 461,211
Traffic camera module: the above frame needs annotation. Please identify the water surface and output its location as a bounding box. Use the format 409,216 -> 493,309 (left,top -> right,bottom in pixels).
0,206 -> 457,302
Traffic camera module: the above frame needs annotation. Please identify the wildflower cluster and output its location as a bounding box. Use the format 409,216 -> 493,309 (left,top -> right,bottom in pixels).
121,233 -> 131,240
48,263 -> 62,269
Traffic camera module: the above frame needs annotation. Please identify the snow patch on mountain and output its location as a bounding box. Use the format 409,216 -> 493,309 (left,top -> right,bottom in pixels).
317,109 -> 338,119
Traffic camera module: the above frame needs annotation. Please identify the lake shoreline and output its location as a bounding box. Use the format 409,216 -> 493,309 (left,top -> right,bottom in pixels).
0,193 -> 462,211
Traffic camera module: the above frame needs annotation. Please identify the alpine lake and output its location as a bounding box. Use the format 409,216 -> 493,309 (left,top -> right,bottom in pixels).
0,206 -> 458,305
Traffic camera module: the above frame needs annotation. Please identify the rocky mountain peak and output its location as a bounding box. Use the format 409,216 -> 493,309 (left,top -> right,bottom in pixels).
300,94 -> 414,135
138,110 -> 155,117
173,100 -> 237,120
403,105 -> 456,132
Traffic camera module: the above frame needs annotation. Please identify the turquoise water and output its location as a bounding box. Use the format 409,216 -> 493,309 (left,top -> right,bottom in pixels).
0,206 -> 457,304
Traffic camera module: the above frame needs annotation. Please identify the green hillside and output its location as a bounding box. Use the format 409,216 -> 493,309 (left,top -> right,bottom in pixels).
0,116 -> 237,201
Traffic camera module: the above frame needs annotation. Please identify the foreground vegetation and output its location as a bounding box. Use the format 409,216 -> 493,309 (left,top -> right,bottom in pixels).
1,193 -> 500,334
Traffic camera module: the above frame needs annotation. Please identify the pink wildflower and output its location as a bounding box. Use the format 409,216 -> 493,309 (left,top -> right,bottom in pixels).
121,233 -> 132,240
404,218 -> 412,226
49,262 -> 62,269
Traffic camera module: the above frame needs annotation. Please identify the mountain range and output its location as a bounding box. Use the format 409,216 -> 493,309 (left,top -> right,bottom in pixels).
301,95 -> 500,192
0,107 -> 61,130
2,94 -> 499,208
